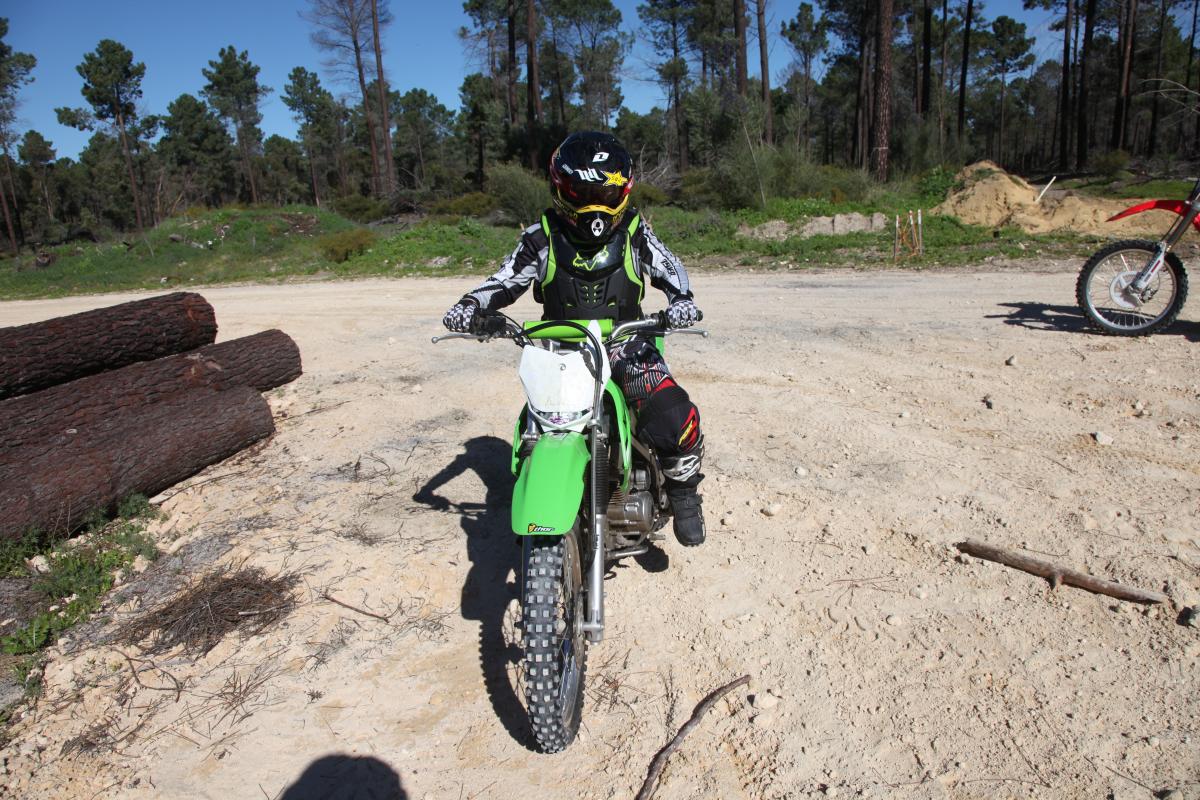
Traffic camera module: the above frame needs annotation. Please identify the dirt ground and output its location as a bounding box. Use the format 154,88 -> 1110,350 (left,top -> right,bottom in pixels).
1,265 -> 1198,799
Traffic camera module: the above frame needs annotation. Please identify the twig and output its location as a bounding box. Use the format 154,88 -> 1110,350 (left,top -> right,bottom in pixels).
635,674 -> 750,800
116,650 -> 186,702
957,540 -> 1167,604
321,592 -> 392,622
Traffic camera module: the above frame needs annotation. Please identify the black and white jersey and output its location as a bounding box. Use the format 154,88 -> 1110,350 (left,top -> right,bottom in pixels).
461,210 -> 693,311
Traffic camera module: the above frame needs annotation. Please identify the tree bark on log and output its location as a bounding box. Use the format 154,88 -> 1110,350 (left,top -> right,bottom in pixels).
956,539 -> 1167,604
0,386 -> 273,541
0,330 -> 300,454
0,292 -> 217,400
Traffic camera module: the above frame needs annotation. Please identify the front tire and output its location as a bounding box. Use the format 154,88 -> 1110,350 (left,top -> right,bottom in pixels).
521,527 -> 586,753
1076,240 -> 1189,336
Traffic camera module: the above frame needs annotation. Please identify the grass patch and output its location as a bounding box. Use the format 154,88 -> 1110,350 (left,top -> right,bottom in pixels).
0,196 -> 1100,301
0,496 -> 160,657
0,205 -> 358,300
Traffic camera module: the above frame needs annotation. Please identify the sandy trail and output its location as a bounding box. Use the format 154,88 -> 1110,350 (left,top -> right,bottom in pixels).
0,268 -> 1198,799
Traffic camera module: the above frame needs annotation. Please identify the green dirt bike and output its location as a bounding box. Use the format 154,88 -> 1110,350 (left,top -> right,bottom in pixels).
433,311 -> 706,753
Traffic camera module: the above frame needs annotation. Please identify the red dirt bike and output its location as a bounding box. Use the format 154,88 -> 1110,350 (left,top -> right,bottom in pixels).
1075,178 -> 1197,335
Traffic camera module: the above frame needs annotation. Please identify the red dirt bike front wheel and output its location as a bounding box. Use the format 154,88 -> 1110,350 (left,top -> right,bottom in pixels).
1075,240 -> 1189,336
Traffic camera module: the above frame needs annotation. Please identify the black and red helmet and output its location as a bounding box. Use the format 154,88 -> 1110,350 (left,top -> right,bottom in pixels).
549,131 -> 634,245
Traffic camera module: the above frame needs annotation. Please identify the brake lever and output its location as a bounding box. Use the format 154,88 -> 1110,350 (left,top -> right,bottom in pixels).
431,332 -> 489,344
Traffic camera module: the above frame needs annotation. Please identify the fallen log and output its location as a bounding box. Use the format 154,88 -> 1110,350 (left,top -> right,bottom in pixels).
0,330 -> 300,453
0,386 -> 273,541
956,539 -> 1167,605
0,292 -> 217,400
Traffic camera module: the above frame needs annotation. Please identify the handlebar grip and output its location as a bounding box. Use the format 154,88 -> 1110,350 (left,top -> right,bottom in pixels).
470,312 -> 508,336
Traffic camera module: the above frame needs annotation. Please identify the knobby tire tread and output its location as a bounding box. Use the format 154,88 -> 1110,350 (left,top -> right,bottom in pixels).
1076,240 -> 1189,336
522,532 -> 586,753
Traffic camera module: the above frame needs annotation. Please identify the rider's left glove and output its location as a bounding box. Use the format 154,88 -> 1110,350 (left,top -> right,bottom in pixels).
666,298 -> 701,329
443,299 -> 478,333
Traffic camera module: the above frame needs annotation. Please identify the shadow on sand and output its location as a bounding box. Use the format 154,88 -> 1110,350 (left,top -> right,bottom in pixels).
412,436 -> 531,749
989,301 -> 1200,341
277,754 -> 406,799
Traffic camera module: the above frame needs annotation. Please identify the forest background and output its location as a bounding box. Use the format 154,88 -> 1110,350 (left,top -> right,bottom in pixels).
1,0 -> 1197,295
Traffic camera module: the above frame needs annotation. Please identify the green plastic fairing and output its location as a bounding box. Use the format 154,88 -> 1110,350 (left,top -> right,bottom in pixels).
512,431 -> 591,536
604,380 -> 632,494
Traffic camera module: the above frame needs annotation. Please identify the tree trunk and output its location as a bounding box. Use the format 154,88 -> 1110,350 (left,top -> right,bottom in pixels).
352,38 -> 382,196
1077,0 -> 1098,169
0,385 -> 274,541
0,166 -> 16,256
308,146 -> 322,207
756,0 -> 773,144
1148,0 -> 1168,157
371,0 -> 396,195
873,0 -> 894,180
113,107 -> 145,232
998,77 -> 1007,165
1113,0 -> 1139,151
0,330 -> 299,455
507,0 -> 519,127
958,0 -> 974,141
939,0 -> 949,153
672,18 -> 688,171
526,0 -> 543,170
922,1 -> 933,117
734,0 -> 748,98
0,292 -> 217,400
1059,0 -> 1074,170
235,123 -> 260,205
1189,0 -> 1200,152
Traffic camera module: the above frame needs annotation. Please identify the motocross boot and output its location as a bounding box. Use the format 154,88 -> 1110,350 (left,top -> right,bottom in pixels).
666,481 -> 706,547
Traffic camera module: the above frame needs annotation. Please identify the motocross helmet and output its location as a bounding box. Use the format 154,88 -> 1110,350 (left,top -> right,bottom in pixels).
549,131 -> 634,246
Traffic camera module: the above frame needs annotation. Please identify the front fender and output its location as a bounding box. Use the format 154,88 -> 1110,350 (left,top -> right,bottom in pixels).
1107,199 -> 1200,233
512,431 -> 590,536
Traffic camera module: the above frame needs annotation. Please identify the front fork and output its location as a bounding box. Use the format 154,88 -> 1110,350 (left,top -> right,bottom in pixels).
581,422 -> 607,644
1133,204 -> 1196,294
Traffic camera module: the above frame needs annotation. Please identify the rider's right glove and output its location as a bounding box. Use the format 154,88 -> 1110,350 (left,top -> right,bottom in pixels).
442,299 -> 478,333
666,298 -> 701,329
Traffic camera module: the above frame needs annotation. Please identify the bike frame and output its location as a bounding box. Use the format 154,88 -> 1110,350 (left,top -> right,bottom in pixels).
1106,176 -> 1200,294
434,315 -> 705,644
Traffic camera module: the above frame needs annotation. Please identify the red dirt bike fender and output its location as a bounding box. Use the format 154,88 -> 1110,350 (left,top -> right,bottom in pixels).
1107,199 -> 1200,232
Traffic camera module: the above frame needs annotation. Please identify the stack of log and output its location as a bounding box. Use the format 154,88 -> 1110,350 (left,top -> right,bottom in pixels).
0,292 -> 301,541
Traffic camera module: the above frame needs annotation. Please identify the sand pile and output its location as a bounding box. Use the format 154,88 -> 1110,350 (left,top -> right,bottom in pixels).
934,161 -> 1173,236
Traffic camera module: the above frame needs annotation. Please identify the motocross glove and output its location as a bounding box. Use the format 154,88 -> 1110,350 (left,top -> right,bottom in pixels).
666,298 -> 701,329
442,299 -> 478,333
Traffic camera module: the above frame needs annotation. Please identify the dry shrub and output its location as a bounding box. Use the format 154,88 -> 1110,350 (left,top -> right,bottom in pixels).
117,567 -> 298,655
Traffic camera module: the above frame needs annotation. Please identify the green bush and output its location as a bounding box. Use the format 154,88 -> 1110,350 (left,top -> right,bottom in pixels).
918,165 -> 956,205
332,195 -> 390,223
631,182 -> 668,208
487,163 -> 550,226
678,168 -> 722,209
317,228 -> 377,263
1094,150 -> 1131,179
428,192 -> 500,218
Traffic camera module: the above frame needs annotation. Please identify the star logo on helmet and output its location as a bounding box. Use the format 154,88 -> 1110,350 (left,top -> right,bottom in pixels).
602,171 -> 628,187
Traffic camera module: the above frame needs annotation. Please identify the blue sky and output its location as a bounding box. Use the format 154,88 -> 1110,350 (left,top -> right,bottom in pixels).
7,0 -> 1060,159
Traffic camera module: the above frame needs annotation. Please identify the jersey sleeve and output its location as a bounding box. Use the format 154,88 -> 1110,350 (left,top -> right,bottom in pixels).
462,222 -> 549,311
632,217 -> 693,304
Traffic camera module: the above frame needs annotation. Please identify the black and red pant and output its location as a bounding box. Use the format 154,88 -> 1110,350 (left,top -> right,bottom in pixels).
608,337 -> 703,487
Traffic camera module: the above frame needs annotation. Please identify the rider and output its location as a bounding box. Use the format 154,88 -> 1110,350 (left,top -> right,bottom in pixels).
441,131 -> 707,546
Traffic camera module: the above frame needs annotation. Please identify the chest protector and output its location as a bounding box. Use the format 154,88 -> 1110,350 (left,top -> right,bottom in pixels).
534,213 -> 645,321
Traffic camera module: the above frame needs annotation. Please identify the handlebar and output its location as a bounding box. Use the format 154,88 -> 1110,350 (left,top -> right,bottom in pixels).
431,310 -> 707,345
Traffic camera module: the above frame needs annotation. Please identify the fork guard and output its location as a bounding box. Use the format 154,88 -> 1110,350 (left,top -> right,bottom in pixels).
511,431 -> 590,536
